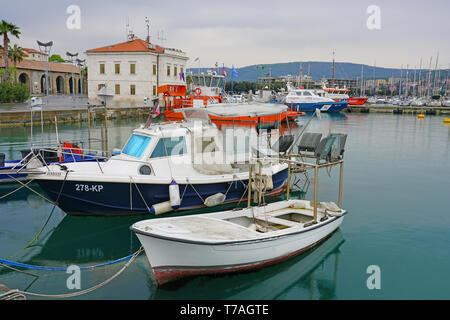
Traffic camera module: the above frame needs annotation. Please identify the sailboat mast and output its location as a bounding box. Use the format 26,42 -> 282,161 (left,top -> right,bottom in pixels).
405,64 -> 409,98
418,58 -> 422,98
360,65 -> 364,96
331,51 -> 335,89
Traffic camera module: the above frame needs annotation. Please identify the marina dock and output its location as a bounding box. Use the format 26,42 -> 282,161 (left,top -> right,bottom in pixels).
347,105 -> 450,115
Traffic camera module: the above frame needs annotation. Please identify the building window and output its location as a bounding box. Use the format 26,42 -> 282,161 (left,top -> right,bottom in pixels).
167,65 -> 170,76
153,64 -> 157,75
130,63 -> 136,74
181,67 -> 184,75
115,63 -> 120,74
115,84 -> 120,95
100,63 -> 105,74
153,85 -> 157,96
98,84 -> 105,90
174,66 -> 177,78
130,84 -> 136,95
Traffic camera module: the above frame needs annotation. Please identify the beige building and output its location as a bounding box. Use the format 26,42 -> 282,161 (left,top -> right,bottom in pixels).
86,38 -> 189,106
1,58 -> 81,95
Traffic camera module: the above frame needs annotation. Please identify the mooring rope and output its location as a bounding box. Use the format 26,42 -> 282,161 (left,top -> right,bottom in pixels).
0,251 -> 138,272
0,247 -> 144,299
0,179 -> 35,200
23,170 -> 69,249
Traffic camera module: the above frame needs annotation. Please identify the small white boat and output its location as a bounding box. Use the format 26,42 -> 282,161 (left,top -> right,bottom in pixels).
131,199 -> 346,285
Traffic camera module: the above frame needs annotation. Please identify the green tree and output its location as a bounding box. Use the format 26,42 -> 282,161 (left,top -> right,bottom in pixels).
0,20 -> 21,83
8,44 -> 26,83
49,54 -> 65,62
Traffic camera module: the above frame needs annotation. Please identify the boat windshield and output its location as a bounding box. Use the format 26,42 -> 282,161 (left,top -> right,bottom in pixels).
122,134 -> 152,158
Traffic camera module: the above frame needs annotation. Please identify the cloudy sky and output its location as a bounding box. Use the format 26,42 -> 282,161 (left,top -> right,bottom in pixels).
3,0 -> 449,70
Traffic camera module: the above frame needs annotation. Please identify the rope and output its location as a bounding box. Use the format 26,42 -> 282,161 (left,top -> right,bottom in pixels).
0,251 -> 137,272
23,170 -> 69,249
130,177 -> 151,213
186,178 -> 205,203
0,179 -> 35,200
0,247 -> 144,299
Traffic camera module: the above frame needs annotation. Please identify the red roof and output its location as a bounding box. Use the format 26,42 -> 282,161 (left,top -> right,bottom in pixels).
86,38 -> 164,54
0,59 -> 79,73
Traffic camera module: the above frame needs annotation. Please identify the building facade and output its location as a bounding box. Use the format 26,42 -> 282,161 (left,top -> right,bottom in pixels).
86,38 -> 188,106
1,58 -> 81,95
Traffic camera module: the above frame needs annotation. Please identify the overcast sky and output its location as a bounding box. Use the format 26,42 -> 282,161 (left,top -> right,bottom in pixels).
3,0 -> 449,70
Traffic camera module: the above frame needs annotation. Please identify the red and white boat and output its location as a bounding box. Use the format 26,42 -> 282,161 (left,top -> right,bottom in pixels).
322,87 -> 367,105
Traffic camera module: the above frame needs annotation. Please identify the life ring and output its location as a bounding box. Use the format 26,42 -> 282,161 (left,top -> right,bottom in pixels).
194,88 -> 202,96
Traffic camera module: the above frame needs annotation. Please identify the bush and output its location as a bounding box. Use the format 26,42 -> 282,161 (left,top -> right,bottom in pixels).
0,82 -> 29,103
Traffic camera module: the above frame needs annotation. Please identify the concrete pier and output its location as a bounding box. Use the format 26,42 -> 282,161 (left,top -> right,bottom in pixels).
0,105 -> 151,128
347,104 -> 450,115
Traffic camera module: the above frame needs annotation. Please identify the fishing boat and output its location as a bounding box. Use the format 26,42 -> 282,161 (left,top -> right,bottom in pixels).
284,83 -> 348,113
131,122 -> 348,285
28,105 -> 291,216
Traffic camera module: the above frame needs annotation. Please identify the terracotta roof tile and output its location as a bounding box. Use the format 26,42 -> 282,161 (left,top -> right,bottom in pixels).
0,59 -> 79,73
86,38 -> 164,54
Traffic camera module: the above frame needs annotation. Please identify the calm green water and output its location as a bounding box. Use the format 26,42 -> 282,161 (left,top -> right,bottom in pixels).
1,112 -> 449,300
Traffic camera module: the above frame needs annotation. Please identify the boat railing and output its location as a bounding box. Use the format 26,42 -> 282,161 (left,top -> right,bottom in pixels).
249,154 -> 344,225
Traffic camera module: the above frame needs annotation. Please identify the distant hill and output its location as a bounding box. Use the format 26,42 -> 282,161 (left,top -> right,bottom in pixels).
188,62 -> 446,82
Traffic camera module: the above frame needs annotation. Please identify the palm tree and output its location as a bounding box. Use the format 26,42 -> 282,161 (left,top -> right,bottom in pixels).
0,20 -> 21,83
8,44 -> 25,83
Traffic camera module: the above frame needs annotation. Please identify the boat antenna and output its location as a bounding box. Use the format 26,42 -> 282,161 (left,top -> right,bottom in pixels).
145,17 -> 150,43
331,51 -> 335,89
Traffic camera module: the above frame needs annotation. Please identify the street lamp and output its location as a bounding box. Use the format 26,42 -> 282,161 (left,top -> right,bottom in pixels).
76,58 -> 85,95
66,51 -> 78,97
37,40 -> 53,95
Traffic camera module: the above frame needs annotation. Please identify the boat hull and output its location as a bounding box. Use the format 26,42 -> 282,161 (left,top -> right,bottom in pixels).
284,101 -> 347,112
35,168 -> 288,216
165,109 -> 287,123
347,97 -> 367,105
134,215 -> 344,285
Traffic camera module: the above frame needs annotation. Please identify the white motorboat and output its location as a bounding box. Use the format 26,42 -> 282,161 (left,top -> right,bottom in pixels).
284,83 -> 348,112
131,198 -> 346,285
29,104 -> 290,216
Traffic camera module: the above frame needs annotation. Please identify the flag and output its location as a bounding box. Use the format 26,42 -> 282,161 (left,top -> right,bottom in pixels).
222,64 -> 227,77
179,72 -> 185,81
232,65 -> 238,78
154,100 -> 160,116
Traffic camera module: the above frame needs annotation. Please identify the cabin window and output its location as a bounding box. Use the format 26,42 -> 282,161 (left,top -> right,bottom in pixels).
296,92 -> 303,96
303,91 -> 312,96
122,134 -> 151,158
150,137 -> 187,158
